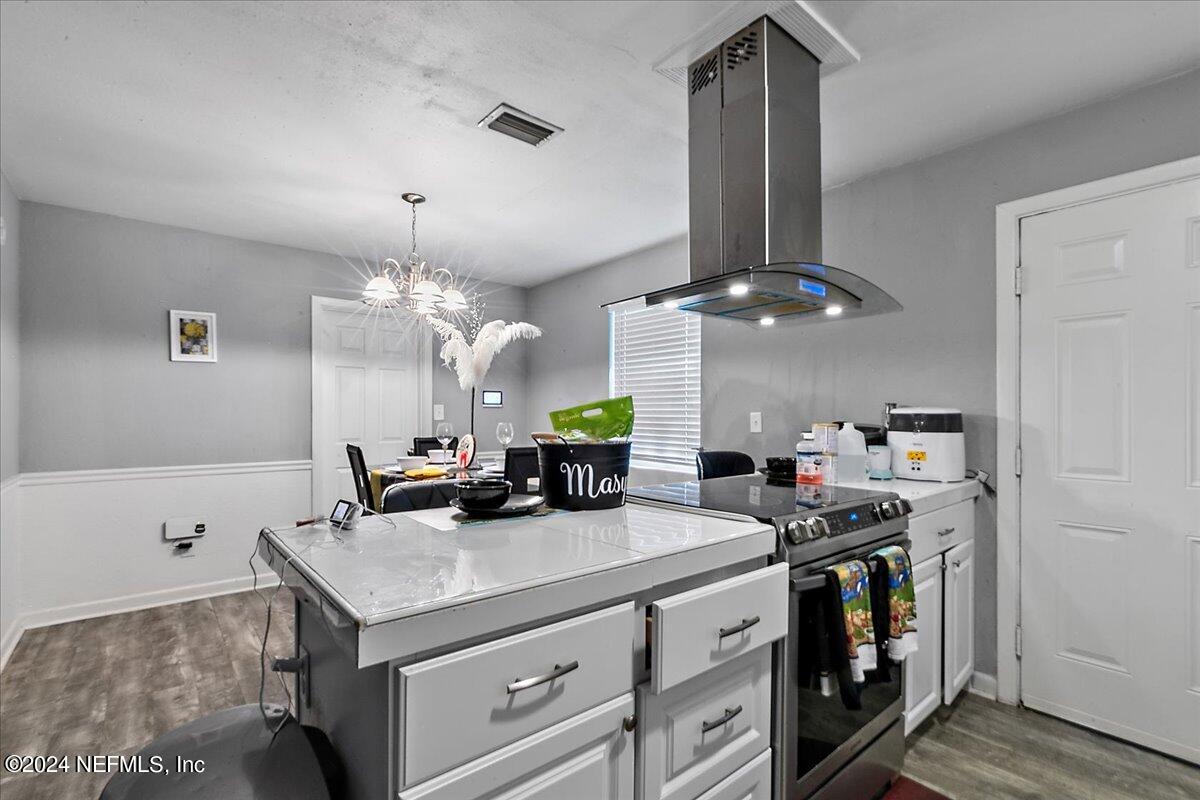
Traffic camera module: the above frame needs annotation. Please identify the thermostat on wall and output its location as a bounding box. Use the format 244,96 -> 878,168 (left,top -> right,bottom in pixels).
481,390 -> 503,407
165,516 -> 207,540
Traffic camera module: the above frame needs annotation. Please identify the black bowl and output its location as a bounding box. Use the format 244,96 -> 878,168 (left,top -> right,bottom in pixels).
456,478 -> 512,510
766,456 -> 796,475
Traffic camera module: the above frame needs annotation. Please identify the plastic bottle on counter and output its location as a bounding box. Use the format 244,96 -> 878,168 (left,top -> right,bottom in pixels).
836,422 -> 868,482
821,451 -> 838,484
796,434 -> 823,485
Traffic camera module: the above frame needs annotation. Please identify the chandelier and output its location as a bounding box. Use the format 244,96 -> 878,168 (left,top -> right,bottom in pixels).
362,192 -> 471,315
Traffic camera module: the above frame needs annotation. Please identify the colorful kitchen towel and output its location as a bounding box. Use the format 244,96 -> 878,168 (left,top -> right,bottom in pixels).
826,560 -> 876,682
870,545 -> 918,661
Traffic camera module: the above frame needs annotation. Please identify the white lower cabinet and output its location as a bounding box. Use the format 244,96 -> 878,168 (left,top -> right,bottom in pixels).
943,538 -> 975,704
398,694 -> 635,800
904,555 -> 943,734
637,648 -> 771,800
694,749 -> 771,800
903,498 -> 977,734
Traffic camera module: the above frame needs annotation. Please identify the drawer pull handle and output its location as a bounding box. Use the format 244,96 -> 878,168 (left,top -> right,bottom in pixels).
506,660 -> 579,694
718,616 -> 761,639
937,527 -> 956,537
701,704 -> 743,734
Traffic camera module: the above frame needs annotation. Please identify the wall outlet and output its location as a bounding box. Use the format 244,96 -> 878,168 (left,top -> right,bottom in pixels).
750,412 -> 762,433
433,404 -> 445,421
165,516 -> 207,541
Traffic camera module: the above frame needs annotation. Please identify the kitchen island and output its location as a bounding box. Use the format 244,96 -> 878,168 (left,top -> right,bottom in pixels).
258,503 -> 783,800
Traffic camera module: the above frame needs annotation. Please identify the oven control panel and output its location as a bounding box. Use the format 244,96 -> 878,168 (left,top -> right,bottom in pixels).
822,503 -> 889,537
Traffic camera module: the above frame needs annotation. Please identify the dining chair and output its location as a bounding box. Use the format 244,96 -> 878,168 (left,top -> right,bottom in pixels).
380,481 -> 459,513
695,450 -> 756,480
410,436 -> 459,457
345,443 -> 375,511
503,446 -> 540,494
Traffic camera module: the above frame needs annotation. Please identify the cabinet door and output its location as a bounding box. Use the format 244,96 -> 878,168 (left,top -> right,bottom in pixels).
399,694 -> 633,800
904,555 -> 943,734
943,539 -> 975,704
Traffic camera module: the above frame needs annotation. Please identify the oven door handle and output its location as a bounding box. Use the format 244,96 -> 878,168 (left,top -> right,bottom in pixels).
791,574 -> 828,592
790,537 -> 912,592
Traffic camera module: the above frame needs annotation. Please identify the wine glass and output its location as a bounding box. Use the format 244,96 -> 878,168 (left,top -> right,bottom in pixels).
496,422 -> 514,450
435,422 -> 454,461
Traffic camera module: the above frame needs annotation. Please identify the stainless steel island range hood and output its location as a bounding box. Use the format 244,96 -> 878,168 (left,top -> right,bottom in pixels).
608,16 -> 900,326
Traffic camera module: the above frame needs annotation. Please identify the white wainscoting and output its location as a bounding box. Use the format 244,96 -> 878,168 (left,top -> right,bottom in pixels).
1,475 -> 23,669
1,461 -> 312,670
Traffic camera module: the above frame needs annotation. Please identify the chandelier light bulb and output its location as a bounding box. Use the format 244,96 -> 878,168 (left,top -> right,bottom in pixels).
363,275 -> 400,301
440,288 -> 469,311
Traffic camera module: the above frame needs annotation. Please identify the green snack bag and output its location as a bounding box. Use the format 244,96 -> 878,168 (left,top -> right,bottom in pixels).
548,396 -> 635,442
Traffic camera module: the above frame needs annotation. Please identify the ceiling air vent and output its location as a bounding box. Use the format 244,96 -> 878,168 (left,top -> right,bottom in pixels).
478,103 -> 563,147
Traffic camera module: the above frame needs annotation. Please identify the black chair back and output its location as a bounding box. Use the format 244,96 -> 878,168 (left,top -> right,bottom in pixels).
696,450 -> 756,480
381,481 -> 459,513
346,444 -> 374,510
504,447 -> 540,494
411,436 -> 459,457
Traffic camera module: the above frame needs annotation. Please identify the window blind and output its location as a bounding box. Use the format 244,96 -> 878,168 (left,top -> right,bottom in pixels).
609,304 -> 701,468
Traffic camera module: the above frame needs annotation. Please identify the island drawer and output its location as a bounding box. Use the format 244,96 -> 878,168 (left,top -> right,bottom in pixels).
650,563 -> 787,693
637,647 -> 772,800
695,748 -> 771,800
396,602 -> 635,787
907,498 -> 974,565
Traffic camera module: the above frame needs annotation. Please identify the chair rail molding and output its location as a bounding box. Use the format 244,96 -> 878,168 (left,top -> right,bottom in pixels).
993,154 -> 1200,706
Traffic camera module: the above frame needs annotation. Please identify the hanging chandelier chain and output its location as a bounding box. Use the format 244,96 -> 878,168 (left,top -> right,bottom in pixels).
410,201 -> 418,257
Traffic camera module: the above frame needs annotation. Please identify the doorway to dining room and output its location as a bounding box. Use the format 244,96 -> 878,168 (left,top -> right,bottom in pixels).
310,295 -> 433,513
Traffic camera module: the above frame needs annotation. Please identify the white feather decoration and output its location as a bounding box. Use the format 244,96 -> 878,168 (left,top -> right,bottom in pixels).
432,318 -> 542,391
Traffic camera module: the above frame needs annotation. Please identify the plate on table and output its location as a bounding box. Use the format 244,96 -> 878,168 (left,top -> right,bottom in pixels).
478,463 -> 505,476
449,495 -> 545,518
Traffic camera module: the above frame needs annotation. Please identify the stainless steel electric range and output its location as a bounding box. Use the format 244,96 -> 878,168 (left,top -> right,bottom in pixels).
628,474 -> 913,800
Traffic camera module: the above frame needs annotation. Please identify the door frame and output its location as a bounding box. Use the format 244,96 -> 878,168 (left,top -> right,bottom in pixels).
310,295 -> 434,513
993,155 -> 1200,705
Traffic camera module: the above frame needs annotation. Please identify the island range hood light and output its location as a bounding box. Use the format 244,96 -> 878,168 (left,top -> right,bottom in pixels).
605,16 -> 901,326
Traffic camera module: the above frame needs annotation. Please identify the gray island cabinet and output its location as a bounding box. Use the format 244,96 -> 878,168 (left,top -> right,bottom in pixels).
259,504 -> 785,800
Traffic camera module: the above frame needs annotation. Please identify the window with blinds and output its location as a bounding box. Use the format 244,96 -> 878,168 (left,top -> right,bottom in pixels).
609,304 -> 701,468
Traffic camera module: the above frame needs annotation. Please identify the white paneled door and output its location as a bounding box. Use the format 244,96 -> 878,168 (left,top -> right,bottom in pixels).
1019,177 -> 1200,762
312,296 -> 431,513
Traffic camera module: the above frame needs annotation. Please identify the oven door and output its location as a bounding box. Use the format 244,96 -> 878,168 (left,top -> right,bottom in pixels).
783,533 -> 909,799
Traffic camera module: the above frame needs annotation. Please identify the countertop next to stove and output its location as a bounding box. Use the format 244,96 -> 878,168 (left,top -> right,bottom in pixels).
832,476 -> 982,516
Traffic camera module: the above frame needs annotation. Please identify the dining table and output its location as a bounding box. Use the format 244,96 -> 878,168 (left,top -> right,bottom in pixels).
368,460 -> 502,510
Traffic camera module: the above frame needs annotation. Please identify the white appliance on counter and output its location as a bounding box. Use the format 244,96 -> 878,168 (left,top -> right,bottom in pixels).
887,407 -> 966,482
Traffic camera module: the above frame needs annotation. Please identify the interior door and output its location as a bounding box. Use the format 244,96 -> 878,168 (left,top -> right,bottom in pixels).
312,297 -> 429,513
904,555 -> 943,734
1019,176 -> 1200,762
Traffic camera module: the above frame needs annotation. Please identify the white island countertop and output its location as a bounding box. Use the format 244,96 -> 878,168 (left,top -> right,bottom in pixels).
259,503 -> 774,666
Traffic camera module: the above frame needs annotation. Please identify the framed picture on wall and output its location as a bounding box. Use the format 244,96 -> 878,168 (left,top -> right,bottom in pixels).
169,310 -> 217,362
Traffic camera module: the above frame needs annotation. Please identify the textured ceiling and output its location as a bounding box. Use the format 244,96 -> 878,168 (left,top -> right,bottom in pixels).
1,1 -> 1197,286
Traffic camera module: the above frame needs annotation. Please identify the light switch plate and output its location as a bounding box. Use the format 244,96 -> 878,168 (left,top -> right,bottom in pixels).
433,404 -> 445,421
750,412 -> 762,433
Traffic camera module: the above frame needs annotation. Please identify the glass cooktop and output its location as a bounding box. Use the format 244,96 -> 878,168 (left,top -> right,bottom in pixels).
626,474 -> 892,522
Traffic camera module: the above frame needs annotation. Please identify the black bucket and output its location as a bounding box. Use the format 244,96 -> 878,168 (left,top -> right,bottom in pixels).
537,441 -> 632,511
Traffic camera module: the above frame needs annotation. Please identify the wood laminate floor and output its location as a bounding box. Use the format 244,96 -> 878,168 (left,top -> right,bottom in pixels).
1,591 -> 1197,799
0,590 -> 293,800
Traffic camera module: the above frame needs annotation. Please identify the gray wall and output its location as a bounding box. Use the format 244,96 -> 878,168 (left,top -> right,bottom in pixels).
18,203 -> 529,471
526,68 -> 1200,677
0,173 -> 19,481
525,236 -> 687,434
